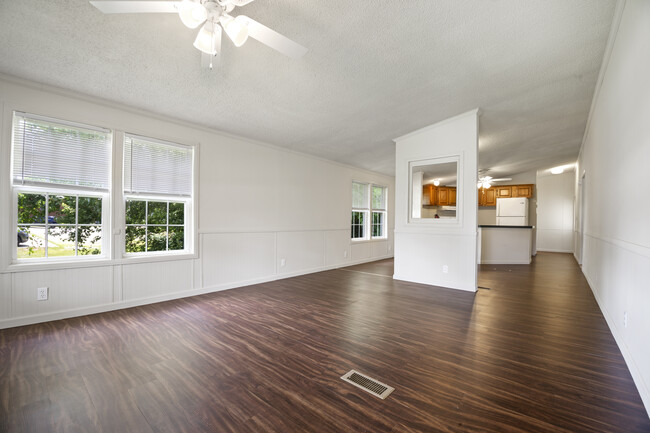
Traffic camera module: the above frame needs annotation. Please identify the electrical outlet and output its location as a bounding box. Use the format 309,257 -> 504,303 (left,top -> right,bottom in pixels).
442,265 -> 449,274
624,312 -> 628,328
37,287 -> 48,301
280,258 -> 286,267
343,250 -> 348,258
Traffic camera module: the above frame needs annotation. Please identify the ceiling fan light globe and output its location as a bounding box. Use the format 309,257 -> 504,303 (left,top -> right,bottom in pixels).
193,22 -> 219,55
179,0 -> 207,29
222,15 -> 249,47
483,182 -> 491,189
433,179 -> 440,186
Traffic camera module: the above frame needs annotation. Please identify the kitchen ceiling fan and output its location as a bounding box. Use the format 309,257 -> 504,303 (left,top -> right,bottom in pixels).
89,0 -> 308,69
477,175 -> 512,189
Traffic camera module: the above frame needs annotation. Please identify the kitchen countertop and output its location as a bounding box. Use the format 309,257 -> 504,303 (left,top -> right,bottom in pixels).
478,225 -> 534,229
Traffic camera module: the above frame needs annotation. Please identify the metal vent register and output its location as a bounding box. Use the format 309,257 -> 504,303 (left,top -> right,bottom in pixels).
341,370 -> 394,399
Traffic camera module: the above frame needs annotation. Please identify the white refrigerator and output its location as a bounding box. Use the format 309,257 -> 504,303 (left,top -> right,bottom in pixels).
496,197 -> 529,226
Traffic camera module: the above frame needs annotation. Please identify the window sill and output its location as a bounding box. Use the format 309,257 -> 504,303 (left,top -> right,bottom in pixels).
2,251 -> 198,273
120,251 -> 198,265
350,237 -> 388,244
4,257 -> 114,273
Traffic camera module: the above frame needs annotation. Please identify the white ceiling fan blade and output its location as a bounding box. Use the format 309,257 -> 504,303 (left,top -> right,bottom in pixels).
491,178 -> 512,182
89,1 -> 180,14
237,15 -> 308,59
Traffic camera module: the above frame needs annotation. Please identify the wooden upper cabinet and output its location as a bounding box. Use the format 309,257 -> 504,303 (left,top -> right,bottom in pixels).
478,184 -> 532,206
422,185 -> 457,206
437,187 -> 449,206
478,187 -> 497,206
512,184 -> 533,198
496,186 -> 512,198
484,188 -> 496,206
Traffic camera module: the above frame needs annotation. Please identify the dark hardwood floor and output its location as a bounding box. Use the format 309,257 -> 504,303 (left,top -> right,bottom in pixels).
1,253 -> 648,432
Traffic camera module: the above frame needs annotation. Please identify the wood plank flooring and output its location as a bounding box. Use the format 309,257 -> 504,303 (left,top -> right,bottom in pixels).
1,252 -> 648,432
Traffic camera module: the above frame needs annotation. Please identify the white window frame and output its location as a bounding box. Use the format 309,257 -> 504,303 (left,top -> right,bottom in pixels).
12,187 -> 110,263
123,195 -> 192,256
351,181 -> 370,241
9,112 -> 112,265
121,133 -> 195,258
371,185 -> 387,239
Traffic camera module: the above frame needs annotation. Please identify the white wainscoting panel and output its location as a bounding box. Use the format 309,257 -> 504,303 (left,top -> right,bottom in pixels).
0,273 -> 11,320
351,242 -> 371,262
277,231 -> 324,275
371,240 -> 389,258
324,230 -> 351,267
394,232 -> 477,291
201,232 -> 276,287
122,259 -> 193,301
12,266 -> 113,317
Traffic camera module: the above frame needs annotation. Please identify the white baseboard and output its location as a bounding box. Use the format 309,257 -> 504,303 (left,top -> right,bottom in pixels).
536,248 -> 574,253
479,259 -> 531,265
583,271 -> 650,417
0,254 -> 393,329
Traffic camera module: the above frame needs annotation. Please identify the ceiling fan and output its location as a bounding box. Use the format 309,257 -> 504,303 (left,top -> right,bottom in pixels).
477,175 -> 512,189
89,0 -> 308,69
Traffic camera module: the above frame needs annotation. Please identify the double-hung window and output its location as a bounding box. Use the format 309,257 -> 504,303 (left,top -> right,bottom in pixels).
12,112 -> 111,260
351,181 -> 369,240
371,185 -> 387,238
123,134 -> 193,254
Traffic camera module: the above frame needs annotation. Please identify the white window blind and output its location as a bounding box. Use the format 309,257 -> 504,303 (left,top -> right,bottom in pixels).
12,112 -> 111,190
123,134 -> 193,197
352,181 -> 368,209
372,186 -> 386,210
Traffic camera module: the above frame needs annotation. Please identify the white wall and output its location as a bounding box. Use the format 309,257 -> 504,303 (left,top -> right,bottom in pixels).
0,76 -> 394,328
394,110 -> 478,292
536,171 -> 574,252
575,0 -> 650,414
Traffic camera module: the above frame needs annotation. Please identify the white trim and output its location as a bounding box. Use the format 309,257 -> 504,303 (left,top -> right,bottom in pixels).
0,253 -> 393,329
407,154 -> 461,226
479,259 -> 532,265
535,248 -> 573,254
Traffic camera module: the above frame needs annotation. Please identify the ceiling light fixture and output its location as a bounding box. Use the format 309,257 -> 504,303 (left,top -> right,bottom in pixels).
551,166 -> 564,174
178,0 -> 208,29
193,20 -> 221,55
89,0 -> 309,69
220,14 -> 249,47
433,179 -> 440,186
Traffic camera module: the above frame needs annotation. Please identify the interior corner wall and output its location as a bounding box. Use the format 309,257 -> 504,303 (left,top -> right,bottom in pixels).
536,171 -> 574,253
393,110 -> 478,292
0,77 -> 395,329
576,0 -> 650,414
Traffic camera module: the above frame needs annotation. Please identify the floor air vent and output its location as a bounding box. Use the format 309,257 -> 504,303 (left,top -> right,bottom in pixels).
341,370 -> 394,399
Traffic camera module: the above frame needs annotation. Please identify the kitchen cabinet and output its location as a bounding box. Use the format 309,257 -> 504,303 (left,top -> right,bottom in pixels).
478,187 -> 496,206
512,184 -> 533,198
438,187 -> 449,205
479,184 -> 534,206
422,185 -> 457,206
496,186 -> 512,198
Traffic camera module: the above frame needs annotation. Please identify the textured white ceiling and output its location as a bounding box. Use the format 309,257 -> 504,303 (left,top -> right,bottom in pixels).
0,0 -> 616,177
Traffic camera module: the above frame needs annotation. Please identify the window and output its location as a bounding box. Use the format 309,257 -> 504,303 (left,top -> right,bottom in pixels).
351,182 -> 388,240
123,134 -> 193,254
371,185 -> 387,238
12,112 -> 111,260
351,181 -> 369,239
